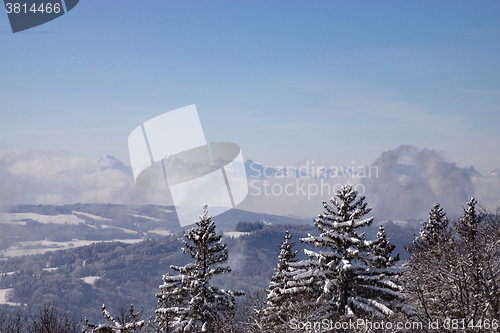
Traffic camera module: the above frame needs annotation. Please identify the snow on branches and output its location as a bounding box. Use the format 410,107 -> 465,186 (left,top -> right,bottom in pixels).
83,304 -> 144,333
289,184 -> 405,319
155,205 -> 243,333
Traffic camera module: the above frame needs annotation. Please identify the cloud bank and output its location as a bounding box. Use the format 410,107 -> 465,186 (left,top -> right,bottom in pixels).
361,145 -> 474,219
0,148 -> 173,210
0,146 -> 498,221
240,145 -> 500,220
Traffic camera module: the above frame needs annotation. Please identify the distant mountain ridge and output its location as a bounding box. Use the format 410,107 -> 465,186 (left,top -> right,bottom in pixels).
96,155 -> 133,174
94,154 -> 487,180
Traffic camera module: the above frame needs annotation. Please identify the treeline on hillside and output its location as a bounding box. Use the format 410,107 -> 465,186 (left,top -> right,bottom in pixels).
8,204 -> 175,221
5,203 -> 180,234
0,238 -> 186,324
0,224 -> 320,324
0,222 -> 139,252
234,221 -> 266,232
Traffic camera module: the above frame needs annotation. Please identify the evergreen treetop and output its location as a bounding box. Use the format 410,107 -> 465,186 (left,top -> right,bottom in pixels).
155,204 -> 242,333
295,184 -> 405,318
455,197 -> 484,246
267,231 -> 299,309
368,225 -> 400,269
415,202 -> 450,250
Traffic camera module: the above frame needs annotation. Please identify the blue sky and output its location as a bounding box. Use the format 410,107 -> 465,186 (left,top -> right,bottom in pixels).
1,0 -> 500,173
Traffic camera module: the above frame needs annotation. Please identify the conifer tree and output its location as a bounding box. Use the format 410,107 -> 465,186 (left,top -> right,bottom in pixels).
404,203 -> 454,324
262,231 -> 300,329
154,271 -> 186,333
415,202 -> 450,250
292,184 -> 405,319
455,197 -> 483,248
267,231 -> 298,309
452,197 -> 487,324
368,225 -> 400,269
155,205 -> 243,333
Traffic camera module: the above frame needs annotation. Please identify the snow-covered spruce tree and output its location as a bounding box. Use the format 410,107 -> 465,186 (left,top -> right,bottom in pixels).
261,231 -> 301,330
293,184 -> 406,320
83,304 -> 144,333
404,202 -> 454,325
415,202 -> 451,250
368,225 -> 400,270
155,205 -> 243,333
153,271 -> 186,333
452,197 -> 490,325
455,197 -> 484,249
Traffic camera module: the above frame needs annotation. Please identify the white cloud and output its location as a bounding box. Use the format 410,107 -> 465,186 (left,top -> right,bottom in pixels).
0,148 -> 173,208
361,145 -> 474,219
239,145 -> 500,220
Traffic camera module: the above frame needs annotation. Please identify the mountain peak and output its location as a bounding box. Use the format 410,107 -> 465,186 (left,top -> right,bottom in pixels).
96,155 -> 132,174
464,165 -> 484,178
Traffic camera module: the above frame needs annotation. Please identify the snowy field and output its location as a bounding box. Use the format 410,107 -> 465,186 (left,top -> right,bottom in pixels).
42,267 -> 58,272
0,213 -> 85,225
0,210 -> 173,259
148,229 -> 171,236
376,220 -> 409,226
130,214 -> 164,221
0,288 -> 21,306
72,211 -> 112,221
101,224 -> 138,234
2,239 -> 144,257
223,231 -> 249,238
81,276 -> 100,285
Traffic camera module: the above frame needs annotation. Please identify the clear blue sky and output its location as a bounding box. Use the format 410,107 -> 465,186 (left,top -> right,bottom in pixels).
1,0 -> 500,173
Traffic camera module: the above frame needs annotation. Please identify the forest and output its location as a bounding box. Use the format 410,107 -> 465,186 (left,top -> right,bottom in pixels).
0,184 -> 498,332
